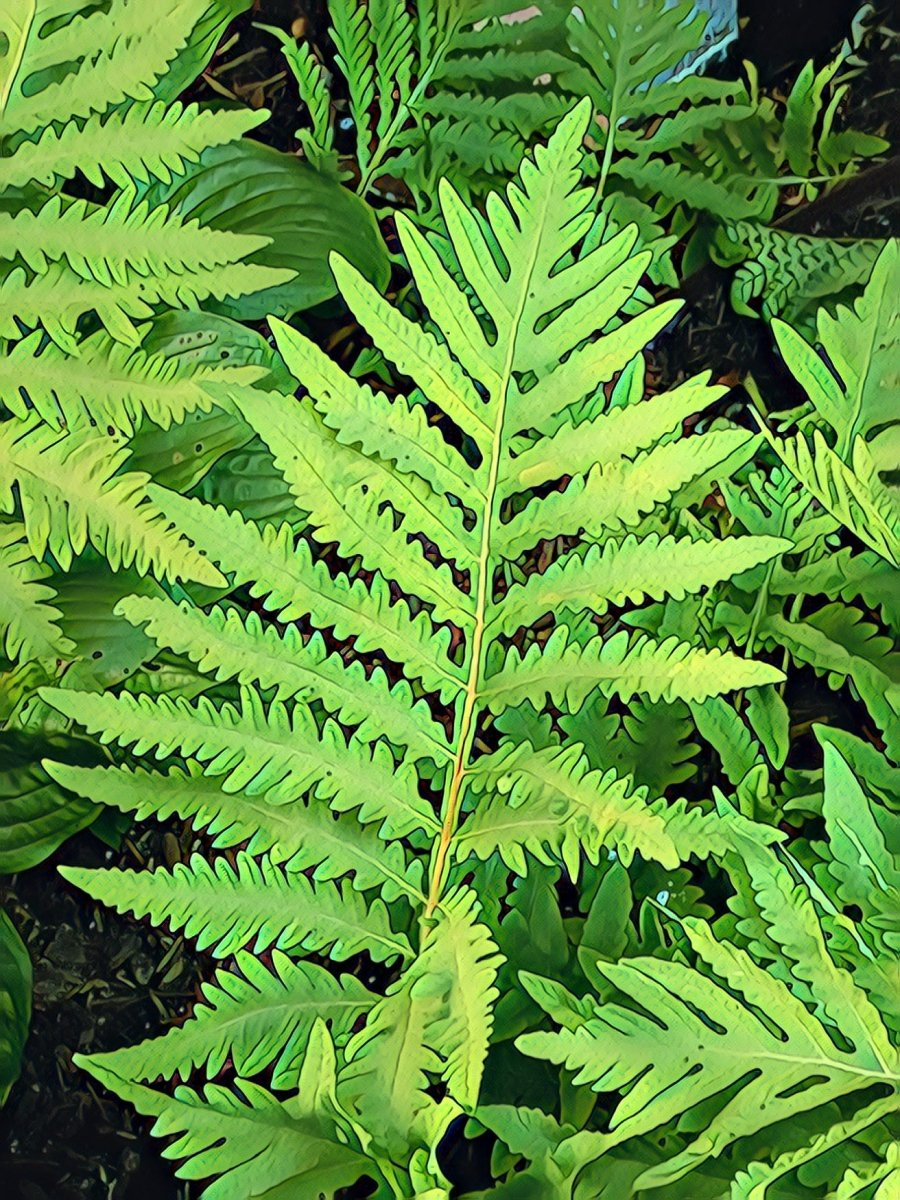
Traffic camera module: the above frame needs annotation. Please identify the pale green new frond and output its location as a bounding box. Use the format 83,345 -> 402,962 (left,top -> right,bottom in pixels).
234,386 -> 475,624
72,1059 -> 367,1199
0,417 -> 225,585
60,852 -> 413,963
0,522 -> 74,661
41,685 -> 437,839
504,373 -> 726,493
488,533 -> 789,638
2,100 -> 265,189
761,428 -> 900,566
340,886 -> 500,1145
146,487 -> 465,701
117,595 -> 451,765
484,628 -> 783,713
422,887 -> 502,1108
0,330 -> 263,435
75,950 -> 373,1088
497,429 -> 756,560
269,316 -> 476,504
0,192 -> 271,286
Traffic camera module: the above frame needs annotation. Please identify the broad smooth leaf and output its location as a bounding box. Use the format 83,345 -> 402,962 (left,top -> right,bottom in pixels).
0,909 -> 31,1104
0,731 -> 100,873
139,140 -> 390,319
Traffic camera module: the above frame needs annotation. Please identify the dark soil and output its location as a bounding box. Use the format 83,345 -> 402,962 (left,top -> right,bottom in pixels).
1,2 -> 897,1198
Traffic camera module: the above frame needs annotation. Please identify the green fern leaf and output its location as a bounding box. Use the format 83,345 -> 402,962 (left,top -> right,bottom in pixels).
74,1047 -> 368,1198
1,100 -> 265,190
0,417 -> 226,584
41,685 -> 438,839
0,329 -> 264,435
60,852 -> 413,963
484,628 -> 783,712
0,522 -> 73,661
489,533 -> 789,637
519,899 -> 899,1188
145,486 -> 465,702
76,950 -> 372,1089
116,595 -> 451,765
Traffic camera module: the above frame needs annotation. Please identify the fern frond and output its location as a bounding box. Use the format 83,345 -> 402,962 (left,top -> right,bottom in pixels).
45,758 -> 425,902
2,0 -> 222,135
742,605 -> 900,757
519,910 -> 899,1188
41,685 -> 438,839
0,522 -> 73,662
144,488 -> 465,702
817,741 -> 899,951
459,740 -> 779,877
0,330 -> 264,435
488,533 -> 789,638
2,101 -> 265,189
0,417 -> 226,584
234,386 -> 476,623
484,628 -> 783,713
0,258 -> 292,350
0,192 -> 271,286
269,315 -> 478,504
75,950 -> 373,1087
459,741 -> 677,874
340,886 -> 500,1148
760,428 -> 900,566
73,1050 -> 368,1197
498,429 -> 756,559
731,1095 -> 900,1200
504,373 -> 726,493
60,853 -> 413,963
116,595 -> 451,765
769,548 -> 900,632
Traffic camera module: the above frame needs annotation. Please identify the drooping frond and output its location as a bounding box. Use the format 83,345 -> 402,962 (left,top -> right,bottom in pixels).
0,329 -> 265,435
0,0 -> 236,135
75,1034 -> 369,1199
